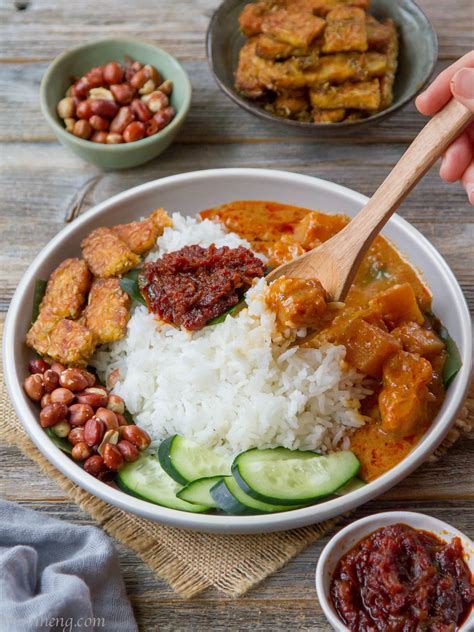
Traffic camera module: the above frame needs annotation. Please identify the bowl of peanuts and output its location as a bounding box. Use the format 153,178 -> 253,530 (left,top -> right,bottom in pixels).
40,37 -> 192,169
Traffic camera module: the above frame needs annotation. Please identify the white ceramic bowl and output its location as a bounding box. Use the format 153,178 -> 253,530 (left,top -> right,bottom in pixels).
3,169 -> 472,534
316,511 -> 474,630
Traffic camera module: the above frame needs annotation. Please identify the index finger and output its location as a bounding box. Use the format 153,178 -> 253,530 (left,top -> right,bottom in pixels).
416,51 -> 474,116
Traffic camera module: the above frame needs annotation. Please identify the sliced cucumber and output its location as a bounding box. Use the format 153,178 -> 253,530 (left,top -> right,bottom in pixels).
177,476 -> 222,508
158,435 -> 232,485
334,477 -> 366,496
233,449 -> 360,505
117,454 -> 209,512
211,476 -> 305,515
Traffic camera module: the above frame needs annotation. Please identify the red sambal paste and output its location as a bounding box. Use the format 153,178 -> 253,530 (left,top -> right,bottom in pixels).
330,523 -> 474,631
139,244 -> 265,330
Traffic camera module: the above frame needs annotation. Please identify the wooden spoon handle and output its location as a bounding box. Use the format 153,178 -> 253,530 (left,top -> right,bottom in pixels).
341,99 -> 472,257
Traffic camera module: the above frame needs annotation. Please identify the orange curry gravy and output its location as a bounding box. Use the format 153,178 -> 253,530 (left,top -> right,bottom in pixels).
200,201 -> 447,482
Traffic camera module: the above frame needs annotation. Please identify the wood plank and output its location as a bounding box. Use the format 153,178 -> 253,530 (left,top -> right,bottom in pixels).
0,0 -> 470,61
0,60 -> 457,145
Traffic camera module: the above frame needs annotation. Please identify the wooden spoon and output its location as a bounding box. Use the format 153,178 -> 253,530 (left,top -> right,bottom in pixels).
266,100 -> 473,301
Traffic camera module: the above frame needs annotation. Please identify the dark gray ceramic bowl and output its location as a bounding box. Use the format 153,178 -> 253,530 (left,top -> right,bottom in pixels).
207,0 -> 438,134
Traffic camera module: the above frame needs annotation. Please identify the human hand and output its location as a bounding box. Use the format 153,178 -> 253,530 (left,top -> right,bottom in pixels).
416,51 -> 474,205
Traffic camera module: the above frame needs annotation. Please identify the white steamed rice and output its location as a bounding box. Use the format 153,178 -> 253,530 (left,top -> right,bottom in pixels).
92,213 -> 370,456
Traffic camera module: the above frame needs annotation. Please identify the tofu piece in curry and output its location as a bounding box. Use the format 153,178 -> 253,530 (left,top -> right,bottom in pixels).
201,201 -> 449,482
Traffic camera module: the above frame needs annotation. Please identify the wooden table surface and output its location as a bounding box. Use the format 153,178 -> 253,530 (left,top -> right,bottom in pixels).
1,1 -> 473,629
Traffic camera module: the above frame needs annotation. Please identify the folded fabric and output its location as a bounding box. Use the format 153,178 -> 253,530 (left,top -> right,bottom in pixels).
0,499 -> 137,632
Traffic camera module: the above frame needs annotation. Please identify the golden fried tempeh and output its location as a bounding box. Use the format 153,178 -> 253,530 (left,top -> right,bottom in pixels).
322,7 -> 368,52
262,7 -> 325,48
274,90 -> 310,115
81,278 -> 130,345
378,19 -> 398,109
255,34 -> 309,59
306,51 -> 387,85
149,207 -> 173,232
46,319 -> 96,367
312,108 -> 346,123
81,227 -> 140,278
25,258 -> 91,356
309,79 -> 381,110
287,0 -> 369,17
366,15 -> 394,50
239,1 -> 275,36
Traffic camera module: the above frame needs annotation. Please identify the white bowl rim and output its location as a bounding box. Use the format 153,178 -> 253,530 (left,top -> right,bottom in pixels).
315,510 -> 474,631
3,168 -> 472,534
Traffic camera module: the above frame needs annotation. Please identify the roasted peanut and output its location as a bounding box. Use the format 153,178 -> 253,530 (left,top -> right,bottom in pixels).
88,87 -> 114,100
71,442 -> 92,461
119,425 -> 151,450
130,64 -> 161,89
107,394 -> 125,415
50,362 -> 65,375
131,98 -> 152,122
89,115 -> 109,131
40,403 -> 68,428
68,426 -> 85,445
139,79 -> 156,95
64,117 -> 76,133
91,131 -> 108,143
98,429 -> 119,456
68,403 -> 94,426
125,60 -> 143,82
90,98 -> 119,119
29,357 -> 50,374
116,413 -> 128,426
24,374 -> 44,401
145,119 -> 159,136
123,121 -> 145,143
105,133 -> 123,144
78,369 -> 96,388
103,61 -> 124,85
60,368 -> 89,392
84,417 -> 105,446
158,79 -> 173,95
83,454 -> 107,477
110,83 -> 135,105
57,97 -> 75,119
106,368 -> 122,389
144,91 -> 168,113
117,439 -> 139,463
110,105 -> 134,133
51,420 -> 71,438
72,77 -> 91,99
51,387 -> 75,406
76,99 -> 93,119
41,393 -> 52,408
95,407 -> 119,430
73,119 -> 92,140
102,443 -> 124,471
84,66 -> 104,88
76,387 -> 108,408
43,369 -> 60,393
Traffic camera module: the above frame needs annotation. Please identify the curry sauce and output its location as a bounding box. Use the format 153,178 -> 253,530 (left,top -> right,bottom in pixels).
200,201 -> 446,481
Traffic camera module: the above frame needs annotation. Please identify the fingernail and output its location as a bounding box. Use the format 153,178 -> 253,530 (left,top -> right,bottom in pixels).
466,183 -> 474,206
451,68 -> 474,99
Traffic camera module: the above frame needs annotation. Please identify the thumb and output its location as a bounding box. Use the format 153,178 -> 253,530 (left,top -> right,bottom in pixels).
450,67 -> 474,112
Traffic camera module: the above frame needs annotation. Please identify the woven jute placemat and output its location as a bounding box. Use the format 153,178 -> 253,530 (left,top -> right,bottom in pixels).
1,323 -> 472,598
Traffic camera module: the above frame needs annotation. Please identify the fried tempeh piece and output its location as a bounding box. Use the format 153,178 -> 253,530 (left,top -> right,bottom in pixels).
26,258 -> 91,356
261,7 -> 325,48
109,209 -> 172,256
255,34 -> 309,59
81,227 -> 140,278
290,0 -> 369,16
46,319 -> 96,367
81,278 -> 130,345
309,79 -> 381,110
306,51 -> 387,85
366,15 -> 394,50
149,207 -> 173,232
322,7 -> 368,53
378,20 -> 398,109
312,108 -> 346,123
239,1 -> 275,36
274,89 -> 310,116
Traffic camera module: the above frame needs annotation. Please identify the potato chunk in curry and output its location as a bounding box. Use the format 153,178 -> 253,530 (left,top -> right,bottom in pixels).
267,276 -> 328,330
379,351 -> 433,437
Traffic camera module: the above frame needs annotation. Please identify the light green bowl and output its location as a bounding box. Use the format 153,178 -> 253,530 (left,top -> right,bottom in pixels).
40,37 -> 192,170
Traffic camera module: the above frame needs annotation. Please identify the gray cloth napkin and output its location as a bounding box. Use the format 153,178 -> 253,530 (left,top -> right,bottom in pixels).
0,499 -> 138,632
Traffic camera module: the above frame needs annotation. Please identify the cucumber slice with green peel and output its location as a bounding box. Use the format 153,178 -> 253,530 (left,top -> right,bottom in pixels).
232,449 -> 360,505
158,435 -> 233,485
211,476 -> 306,515
334,477 -> 366,496
176,476 -> 222,508
117,454 -> 209,512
